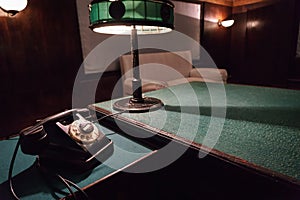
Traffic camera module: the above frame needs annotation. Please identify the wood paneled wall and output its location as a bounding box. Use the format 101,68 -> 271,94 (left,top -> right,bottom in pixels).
230,0 -> 298,87
0,0 -> 81,137
201,3 -> 232,72
0,0 -> 120,138
287,0 -> 300,89
201,0 -> 299,88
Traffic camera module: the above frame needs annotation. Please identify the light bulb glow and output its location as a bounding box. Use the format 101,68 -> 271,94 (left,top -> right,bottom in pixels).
220,19 -> 234,28
93,25 -> 172,35
0,0 -> 27,12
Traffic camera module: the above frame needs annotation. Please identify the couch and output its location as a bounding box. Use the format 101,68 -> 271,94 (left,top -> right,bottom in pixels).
119,50 -> 228,96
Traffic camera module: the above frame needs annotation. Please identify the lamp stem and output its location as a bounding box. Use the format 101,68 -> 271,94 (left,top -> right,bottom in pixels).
131,25 -> 143,103
112,25 -> 164,112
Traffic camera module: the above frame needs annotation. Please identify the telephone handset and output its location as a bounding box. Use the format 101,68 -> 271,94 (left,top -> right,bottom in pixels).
19,108 -> 113,173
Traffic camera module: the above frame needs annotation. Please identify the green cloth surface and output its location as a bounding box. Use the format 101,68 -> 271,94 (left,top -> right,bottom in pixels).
93,82 -> 300,183
0,125 -> 152,199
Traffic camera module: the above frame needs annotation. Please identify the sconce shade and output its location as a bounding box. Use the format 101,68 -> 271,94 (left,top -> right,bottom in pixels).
218,19 -> 234,28
0,0 -> 27,13
89,0 -> 174,34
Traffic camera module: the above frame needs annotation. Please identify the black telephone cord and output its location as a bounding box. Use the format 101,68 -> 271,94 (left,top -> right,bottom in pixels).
8,138 -> 21,200
8,137 -> 87,200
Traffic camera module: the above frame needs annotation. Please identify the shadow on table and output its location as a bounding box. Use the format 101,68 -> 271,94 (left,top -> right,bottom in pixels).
164,105 -> 300,128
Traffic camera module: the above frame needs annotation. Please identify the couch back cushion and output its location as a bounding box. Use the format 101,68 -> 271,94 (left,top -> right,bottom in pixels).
119,51 -> 193,82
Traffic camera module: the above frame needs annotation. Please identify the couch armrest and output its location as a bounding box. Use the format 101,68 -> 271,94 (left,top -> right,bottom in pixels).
123,78 -> 168,96
189,68 -> 228,83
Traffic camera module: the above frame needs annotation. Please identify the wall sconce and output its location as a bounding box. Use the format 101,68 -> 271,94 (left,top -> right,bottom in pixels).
218,19 -> 234,28
0,0 -> 28,16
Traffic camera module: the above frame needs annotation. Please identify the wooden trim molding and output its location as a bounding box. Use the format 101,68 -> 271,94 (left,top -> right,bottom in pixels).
202,0 -> 233,6
233,0 -> 272,7
175,0 -> 233,6
176,0 -> 271,7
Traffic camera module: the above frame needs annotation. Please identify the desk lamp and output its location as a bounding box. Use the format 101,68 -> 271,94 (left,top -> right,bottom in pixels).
89,0 -> 174,112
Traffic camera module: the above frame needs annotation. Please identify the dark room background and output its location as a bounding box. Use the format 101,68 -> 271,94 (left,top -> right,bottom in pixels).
0,0 -> 299,138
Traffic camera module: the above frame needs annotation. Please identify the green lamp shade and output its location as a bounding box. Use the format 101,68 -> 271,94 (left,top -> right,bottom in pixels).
89,0 -> 174,34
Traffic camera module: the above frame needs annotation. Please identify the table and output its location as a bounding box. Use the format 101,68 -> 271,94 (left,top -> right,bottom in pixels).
2,81 -> 300,199
90,81 -> 300,188
0,125 -> 154,199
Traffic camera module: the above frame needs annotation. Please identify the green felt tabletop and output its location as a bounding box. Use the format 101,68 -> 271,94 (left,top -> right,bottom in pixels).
92,82 -> 300,185
0,125 -> 153,199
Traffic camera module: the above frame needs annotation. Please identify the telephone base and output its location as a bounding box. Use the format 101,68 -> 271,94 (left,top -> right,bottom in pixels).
36,137 -> 114,174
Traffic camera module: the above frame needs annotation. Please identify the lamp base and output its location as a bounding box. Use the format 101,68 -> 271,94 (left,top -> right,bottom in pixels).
113,97 -> 164,113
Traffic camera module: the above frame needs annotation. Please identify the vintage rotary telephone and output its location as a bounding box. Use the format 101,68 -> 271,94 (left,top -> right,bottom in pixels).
19,108 -> 114,173
8,108 -> 114,200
